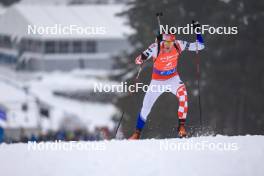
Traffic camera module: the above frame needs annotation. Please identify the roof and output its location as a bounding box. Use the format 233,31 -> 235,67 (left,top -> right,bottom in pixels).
0,4 -> 133,39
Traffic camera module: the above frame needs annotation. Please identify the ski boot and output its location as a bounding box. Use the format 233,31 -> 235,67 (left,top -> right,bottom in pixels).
178,124 -> 187,138
129,129 -> 141,140
178,119 -> 187,138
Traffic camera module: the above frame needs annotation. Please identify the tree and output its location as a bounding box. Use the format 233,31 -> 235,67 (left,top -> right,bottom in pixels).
115,0 -> 264,138
0,0 -> 20,6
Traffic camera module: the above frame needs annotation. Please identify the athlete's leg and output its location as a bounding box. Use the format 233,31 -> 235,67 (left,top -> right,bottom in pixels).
135,80 -> 164,131
129,80 -> 165,139
169,76 -> 188,120
170,76 -> 188,137
175,84 -> 188,121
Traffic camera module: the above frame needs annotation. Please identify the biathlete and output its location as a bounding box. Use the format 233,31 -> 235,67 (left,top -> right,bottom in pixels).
129,23 -> 205,139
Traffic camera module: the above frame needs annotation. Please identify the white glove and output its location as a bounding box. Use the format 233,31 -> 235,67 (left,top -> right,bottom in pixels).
135,55 -> 143,65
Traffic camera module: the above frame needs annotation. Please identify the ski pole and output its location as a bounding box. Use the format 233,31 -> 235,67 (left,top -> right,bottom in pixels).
114,64 -> 144,138
135,64 -> 143,80
155,12 -> 163,62
156,12 -> 163,27
195,37 -> 203,132
115,13 -> 162,139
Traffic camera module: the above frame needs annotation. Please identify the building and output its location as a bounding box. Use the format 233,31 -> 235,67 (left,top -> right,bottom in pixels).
0,71 -> 119,141
0,4 -> 133,71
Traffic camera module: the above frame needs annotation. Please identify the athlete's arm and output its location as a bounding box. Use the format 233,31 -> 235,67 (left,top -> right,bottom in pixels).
176,34 -> 205,52
176,20 -> 205,52
135,43 -> 157,64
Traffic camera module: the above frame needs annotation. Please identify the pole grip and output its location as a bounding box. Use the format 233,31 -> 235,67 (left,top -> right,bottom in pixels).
156,12 -> 163,28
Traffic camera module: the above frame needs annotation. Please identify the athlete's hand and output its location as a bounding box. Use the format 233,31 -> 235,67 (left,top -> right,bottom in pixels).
192,20 -> 201,33
135,55 -> 143,65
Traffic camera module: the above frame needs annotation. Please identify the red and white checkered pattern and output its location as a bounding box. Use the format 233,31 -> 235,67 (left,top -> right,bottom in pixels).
139,76 -> 188,122
176,85 -> 188,119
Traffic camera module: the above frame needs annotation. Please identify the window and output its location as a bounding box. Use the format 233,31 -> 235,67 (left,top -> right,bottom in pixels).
32,40 -> 42,53
0,35 -> 12,48
59,40 -> 96,53
58,41 -> 69,53
73,41 -> 82,53
20,39 -> 27,51
84,41 -> 96,53
19,39 -> 43,53
3,36 -> 12,48
45,41 -> 56,53
39,107 -> 50,118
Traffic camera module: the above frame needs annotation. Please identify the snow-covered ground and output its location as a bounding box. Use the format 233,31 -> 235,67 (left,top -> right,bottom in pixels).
0,135 -> 263,176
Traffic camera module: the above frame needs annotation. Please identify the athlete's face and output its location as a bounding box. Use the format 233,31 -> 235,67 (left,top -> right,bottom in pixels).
163,41 -> 174,50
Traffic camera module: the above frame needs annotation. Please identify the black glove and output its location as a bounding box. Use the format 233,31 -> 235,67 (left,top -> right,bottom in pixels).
155,29 -> 163,42
192,20 -> 204,43
192,20 -> 201,33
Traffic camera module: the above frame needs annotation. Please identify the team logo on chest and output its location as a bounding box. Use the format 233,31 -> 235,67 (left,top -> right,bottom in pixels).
160,54 -> 178,62
166,62 -> 173,67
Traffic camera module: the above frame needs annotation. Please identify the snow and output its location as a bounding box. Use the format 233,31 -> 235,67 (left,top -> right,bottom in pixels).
0,75 -> 39,128
0,135 -> 263,176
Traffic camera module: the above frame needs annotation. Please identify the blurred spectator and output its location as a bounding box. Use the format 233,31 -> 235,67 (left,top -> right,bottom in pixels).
30,134 -> 38,142
2,126 -> 116,143
56,130 -> 66,141
0,127 -> 4,143
20,128 -> 29,143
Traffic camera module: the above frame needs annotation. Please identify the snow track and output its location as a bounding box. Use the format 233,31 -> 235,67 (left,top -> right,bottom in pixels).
0,135 -> 263,176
